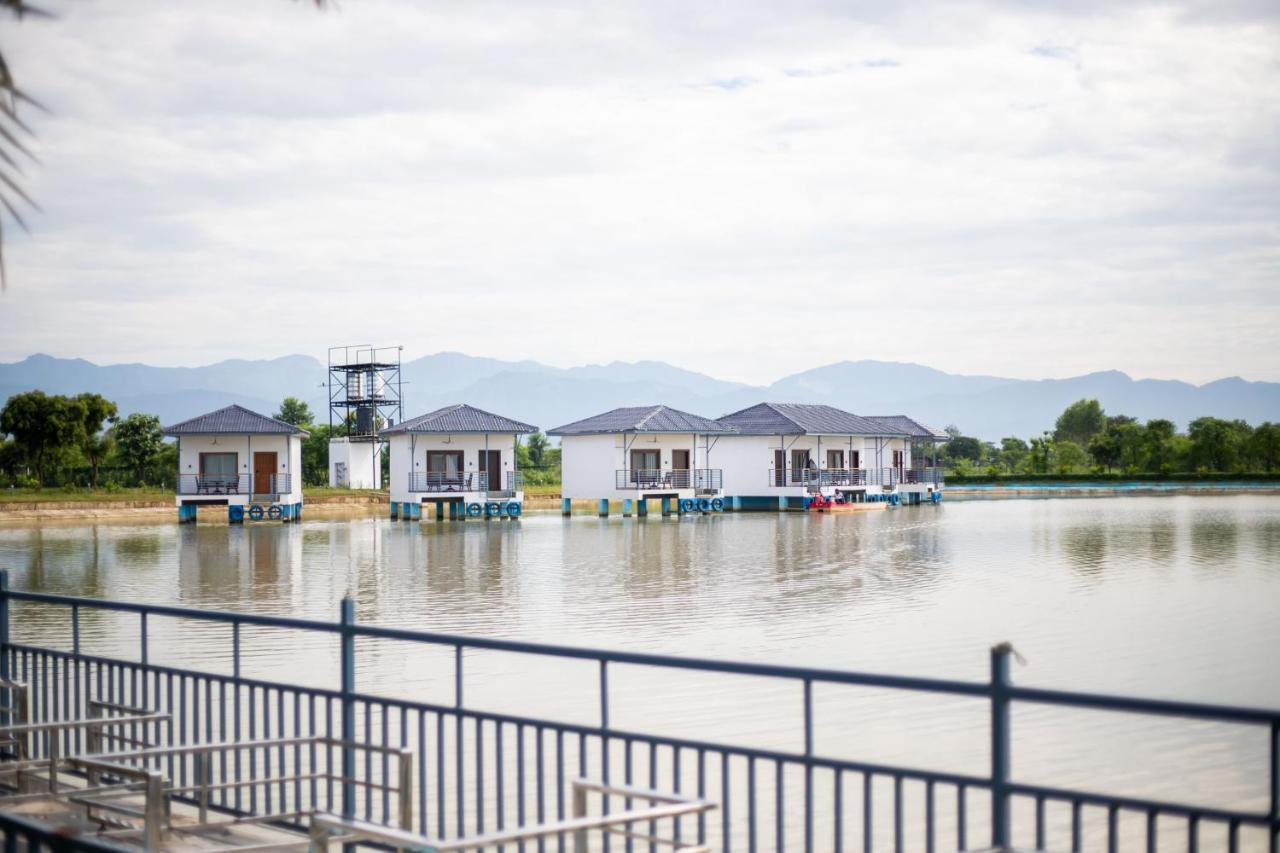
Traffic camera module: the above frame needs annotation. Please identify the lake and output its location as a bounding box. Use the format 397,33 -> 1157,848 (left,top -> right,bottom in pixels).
1,494 -> 1276,849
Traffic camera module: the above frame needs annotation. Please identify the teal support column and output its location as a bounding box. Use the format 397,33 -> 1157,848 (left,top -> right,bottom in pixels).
623,499 -> 633,517
561,498 -> 571,516
294,503 -> 302,521
389,502 -> 399,520
637,499 -> 647,517
598,499 -> 609,517
436,501 -> 445,521
732,496 -> 742,511
178,504 -> 196,524
778,495 -> 787,512
660,497 -> 672,516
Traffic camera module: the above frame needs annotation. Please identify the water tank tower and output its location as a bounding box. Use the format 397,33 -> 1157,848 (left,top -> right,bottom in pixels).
327,345 -> 403,489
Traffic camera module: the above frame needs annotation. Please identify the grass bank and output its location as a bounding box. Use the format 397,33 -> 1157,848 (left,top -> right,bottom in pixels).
945,472 -> 1280,486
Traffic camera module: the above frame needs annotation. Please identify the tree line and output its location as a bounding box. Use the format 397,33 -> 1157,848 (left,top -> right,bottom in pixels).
940,399 -> 1280,476
0,391 -> 173,489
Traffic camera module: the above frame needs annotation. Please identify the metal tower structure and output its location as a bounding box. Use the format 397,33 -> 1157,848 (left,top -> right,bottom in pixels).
327,345 -> 404,440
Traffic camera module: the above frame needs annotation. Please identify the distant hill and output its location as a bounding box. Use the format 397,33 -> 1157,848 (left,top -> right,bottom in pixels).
1,353 -> 1277,441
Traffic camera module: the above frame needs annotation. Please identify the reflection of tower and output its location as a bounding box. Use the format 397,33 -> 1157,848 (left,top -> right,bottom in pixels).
327,345 -> 403,489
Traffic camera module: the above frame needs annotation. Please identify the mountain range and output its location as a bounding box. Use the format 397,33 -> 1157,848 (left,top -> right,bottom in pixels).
2,353 -> 1277,441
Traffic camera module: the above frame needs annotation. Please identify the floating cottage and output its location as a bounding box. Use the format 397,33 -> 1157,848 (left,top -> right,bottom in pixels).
714,403 -> 943,509
164,404 -> 307,523
548,405 -> 734,516
384,404 -> 537,520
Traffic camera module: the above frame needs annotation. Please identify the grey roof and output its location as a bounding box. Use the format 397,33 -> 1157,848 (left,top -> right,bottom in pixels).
716,403 -> 906,436
163,404 -> 308,436
866,415 -> 950,440
548,405 -> 735,436
381,404 -> 536,435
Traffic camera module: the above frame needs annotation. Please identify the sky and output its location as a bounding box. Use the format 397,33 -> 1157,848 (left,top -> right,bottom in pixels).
0,0 -> 1277,385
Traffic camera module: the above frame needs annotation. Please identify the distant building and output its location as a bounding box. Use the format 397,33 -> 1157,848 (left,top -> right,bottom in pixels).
164,404 -> 306,523
383,404 -> 537,520
549,406 -> 732,504
714,403 -> 942,507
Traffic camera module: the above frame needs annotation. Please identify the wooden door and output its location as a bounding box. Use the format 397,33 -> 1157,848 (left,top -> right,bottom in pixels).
253,452 -> 277,494
671,449 -> 690,471
481,450 -> 502,491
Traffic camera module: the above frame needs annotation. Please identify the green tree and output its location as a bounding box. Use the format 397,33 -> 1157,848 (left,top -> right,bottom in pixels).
273,397 -> 314,427
944,435 -> 983,464
112,413 -> 165,485
524,431 -> 550,468
1187,417 -> 1249,472
1054,440 -> 1088,474
1248,422 -> 1280,471
997,437 -> 1029,474
301,423 -> 336,486
1142,418 -> 1177,474
0,390 -> 82,486
1029,432 -> 1054,474
1054,399 -> 1107,447
75,392 -> 118,487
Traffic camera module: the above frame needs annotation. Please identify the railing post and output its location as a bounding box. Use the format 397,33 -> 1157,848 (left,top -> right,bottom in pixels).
1271,720 -> 1278,853
0,569 -> 9,691
990,643 -> 1012,850
339,597 -> 357,819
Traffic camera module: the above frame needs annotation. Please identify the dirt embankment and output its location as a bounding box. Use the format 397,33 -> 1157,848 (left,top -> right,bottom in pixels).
0,492 -> 389,521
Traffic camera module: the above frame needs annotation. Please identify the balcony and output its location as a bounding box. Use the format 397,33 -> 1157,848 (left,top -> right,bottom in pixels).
615,469 -> 723,493
177,473 -> 292,496
487,471 -> 524,498
178,474 -> 248,496
408,472 -> 488,493
766,467 -> 945,491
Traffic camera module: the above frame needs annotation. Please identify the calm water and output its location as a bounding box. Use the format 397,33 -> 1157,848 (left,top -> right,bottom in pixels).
1,495 -> 1277,845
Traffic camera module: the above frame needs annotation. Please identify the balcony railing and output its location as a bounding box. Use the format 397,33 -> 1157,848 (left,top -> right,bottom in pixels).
178,473 -> 248,496
902,466 -> 945,485
767,468 -> 942,490
178,473 -> 293,496
616,469 -> 723,492
486,471 -> 524,497
408,472 -> 488,493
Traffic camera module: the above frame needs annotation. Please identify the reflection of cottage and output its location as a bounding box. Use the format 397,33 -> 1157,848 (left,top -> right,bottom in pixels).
164,405 -> 307,524
383,404 -> 537,520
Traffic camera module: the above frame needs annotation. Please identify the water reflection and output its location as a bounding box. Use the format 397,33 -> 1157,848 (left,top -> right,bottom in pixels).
0,496 -> 1277,821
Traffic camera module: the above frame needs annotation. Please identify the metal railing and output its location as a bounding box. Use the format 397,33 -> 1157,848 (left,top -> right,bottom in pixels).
765,468 -> 945,490
408,472 -> 488,493
901,467 -> 945,485
177,473 -> 249,496
309,779 -> 715,852
487,471 -> 524,498
616,469 -> 723,492
176,474 -> 292,496
0,573 -> 1276,853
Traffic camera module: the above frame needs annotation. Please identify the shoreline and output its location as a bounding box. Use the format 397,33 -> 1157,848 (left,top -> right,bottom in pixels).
0,483 -> 1275,521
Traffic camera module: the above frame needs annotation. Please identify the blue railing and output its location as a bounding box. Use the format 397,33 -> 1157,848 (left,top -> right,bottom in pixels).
0,570 -> 1276,852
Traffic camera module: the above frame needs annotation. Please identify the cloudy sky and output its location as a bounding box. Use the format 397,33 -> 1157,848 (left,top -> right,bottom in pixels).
0,0 -> 1277,384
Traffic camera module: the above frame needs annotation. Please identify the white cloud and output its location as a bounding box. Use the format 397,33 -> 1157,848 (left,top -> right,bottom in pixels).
0,0 -> 1276,384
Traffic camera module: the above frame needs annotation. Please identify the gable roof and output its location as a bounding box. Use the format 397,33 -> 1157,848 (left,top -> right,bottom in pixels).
548,405 -> 735,436
381,404 -> 536,435
716,403 -> 906,436
866,415 -> 950,440
163,404 -> 308,436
